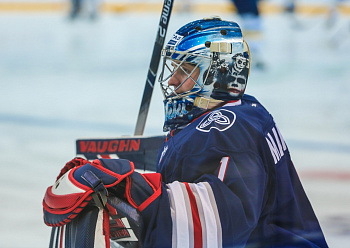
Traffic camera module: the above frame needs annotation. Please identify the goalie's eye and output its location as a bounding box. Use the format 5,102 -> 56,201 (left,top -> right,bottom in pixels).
171,61 -> 196,74
181,65 -> 192,74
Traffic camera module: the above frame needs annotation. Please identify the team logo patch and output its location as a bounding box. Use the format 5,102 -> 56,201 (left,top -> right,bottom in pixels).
196,109 -> 236,132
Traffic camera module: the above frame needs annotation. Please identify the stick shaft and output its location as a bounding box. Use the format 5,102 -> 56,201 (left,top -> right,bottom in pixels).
134,0 -> 174,136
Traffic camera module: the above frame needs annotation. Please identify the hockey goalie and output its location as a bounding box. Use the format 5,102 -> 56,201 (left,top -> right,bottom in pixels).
43,18 -> 328,247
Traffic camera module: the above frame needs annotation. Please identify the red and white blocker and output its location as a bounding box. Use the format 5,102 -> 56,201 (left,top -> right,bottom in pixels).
166,181 -> 222,248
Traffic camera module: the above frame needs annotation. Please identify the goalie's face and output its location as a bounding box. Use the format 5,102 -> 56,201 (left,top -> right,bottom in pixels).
159,54 -> 204,100
168,62 -> 200,94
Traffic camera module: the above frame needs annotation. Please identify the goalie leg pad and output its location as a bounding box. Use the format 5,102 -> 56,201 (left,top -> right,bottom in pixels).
49,205 -> 109,248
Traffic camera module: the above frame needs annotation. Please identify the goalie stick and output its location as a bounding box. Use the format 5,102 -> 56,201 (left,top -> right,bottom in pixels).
134,0 -> 174,136
46,2 -> 174,247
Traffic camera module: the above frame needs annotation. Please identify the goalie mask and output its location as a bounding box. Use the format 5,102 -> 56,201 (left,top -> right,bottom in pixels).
159,17 -> 250,132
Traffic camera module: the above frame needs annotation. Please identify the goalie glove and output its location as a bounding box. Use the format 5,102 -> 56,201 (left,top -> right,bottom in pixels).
43,158 -> 162,248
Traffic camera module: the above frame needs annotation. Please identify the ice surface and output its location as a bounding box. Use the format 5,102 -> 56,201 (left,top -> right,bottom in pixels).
0,5 -> 349,247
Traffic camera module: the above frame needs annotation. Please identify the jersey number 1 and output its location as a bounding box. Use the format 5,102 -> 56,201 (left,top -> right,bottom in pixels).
218,157 -> 229,181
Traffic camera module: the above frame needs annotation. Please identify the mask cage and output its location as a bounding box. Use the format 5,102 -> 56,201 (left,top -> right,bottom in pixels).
159,49 -> 212,100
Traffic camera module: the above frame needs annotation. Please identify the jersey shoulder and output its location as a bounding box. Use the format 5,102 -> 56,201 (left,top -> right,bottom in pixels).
241,94 -> 269,113
227,94 -> 274,129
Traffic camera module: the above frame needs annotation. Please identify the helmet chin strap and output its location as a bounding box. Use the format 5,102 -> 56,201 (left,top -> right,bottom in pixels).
194,96 -> 224,110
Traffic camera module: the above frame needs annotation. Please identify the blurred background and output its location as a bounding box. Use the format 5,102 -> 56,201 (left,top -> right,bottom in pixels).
0,0 -> 349,247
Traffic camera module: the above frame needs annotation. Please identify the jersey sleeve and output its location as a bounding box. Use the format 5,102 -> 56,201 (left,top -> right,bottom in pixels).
141,149 -> 268,248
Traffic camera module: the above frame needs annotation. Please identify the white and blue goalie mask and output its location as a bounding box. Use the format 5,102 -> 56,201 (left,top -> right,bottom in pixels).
159,17 -> 250,132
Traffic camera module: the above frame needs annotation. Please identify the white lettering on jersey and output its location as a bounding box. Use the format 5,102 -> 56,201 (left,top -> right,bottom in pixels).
218,157 -> 229,181
265,125 -> 287,164
159,145 -> 168,164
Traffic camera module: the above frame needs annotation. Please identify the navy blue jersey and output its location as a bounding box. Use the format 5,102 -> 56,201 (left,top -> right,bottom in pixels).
141,95 -> 328,247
